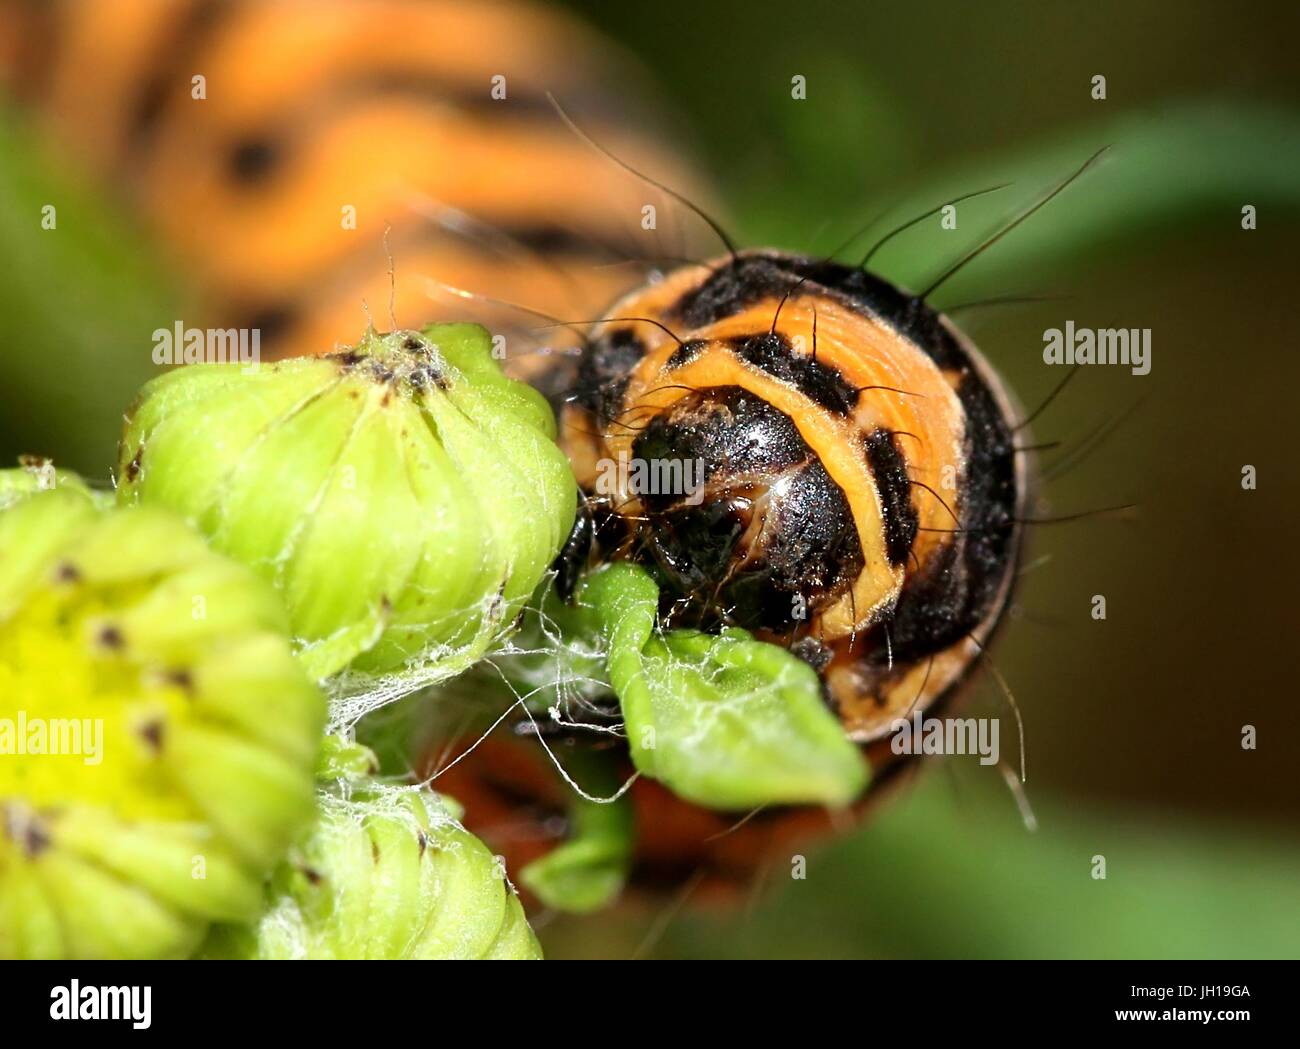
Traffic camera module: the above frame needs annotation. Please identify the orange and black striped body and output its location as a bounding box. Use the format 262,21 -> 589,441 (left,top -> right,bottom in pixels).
436,250 -> 1029,899
0,0 -> 705,391
564,250 -> 1027,740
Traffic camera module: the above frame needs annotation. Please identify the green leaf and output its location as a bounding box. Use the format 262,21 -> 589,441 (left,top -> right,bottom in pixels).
835,101 -> 1300,298
576,564 -> 869,810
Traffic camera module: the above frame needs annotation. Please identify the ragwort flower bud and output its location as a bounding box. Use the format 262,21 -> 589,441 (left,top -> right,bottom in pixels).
116,323 -> 577,685
0,491 -> 324,959
205,774 -> 541,960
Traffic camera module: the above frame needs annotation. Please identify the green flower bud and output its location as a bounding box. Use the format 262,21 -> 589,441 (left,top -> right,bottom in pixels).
0,458 -> 109,513
0,492 -> 325,959
205,775 -> 542,960
116,323 -> 577,687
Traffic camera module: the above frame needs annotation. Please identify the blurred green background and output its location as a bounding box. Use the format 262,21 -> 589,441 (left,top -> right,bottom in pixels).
2,0 -> 1297,957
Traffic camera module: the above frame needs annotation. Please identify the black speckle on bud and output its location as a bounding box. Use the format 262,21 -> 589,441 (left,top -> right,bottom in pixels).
54,561 -> 81,584
96,624 -> 126,650
488,582 -> 507,619
24,819 -> 51,858
408,365 -> 450,391
165,668 -> 195,694
2,806 -> 52,858
138,719 -> 166,752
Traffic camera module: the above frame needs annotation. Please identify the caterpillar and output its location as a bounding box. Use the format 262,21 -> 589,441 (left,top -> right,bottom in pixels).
563,249 -> 1025,740
0,0 -> 704,393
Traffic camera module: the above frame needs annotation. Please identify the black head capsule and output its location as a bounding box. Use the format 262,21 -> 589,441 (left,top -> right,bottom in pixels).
628,386 -> 863,631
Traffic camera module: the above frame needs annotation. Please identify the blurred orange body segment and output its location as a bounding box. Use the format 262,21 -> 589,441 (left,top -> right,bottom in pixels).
0,0 -> 711,383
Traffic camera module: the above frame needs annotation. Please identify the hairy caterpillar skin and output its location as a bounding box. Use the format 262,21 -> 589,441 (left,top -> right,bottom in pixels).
0,0 -> 701,391
565,250 -> 1027,741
